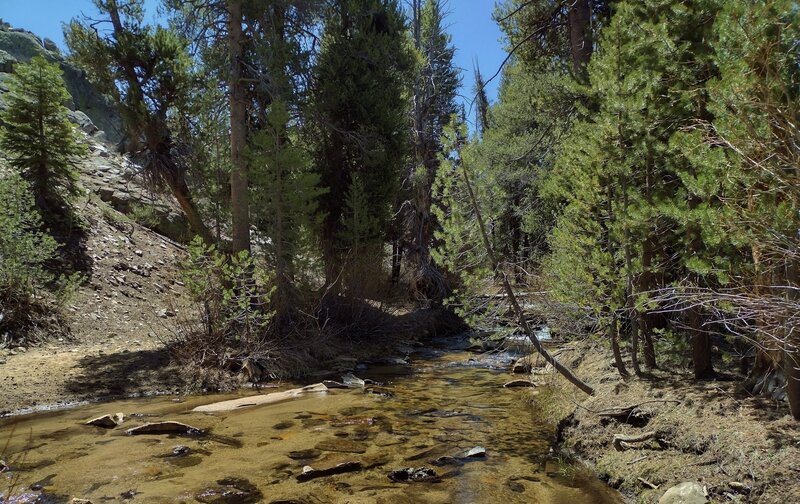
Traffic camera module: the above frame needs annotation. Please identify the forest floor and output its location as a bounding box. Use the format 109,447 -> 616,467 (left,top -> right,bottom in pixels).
532,341 -> 800,503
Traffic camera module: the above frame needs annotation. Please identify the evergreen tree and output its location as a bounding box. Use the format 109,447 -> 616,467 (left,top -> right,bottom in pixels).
404,0 -> 460,301
312,0 -> 414,285
0,56 -> 85,211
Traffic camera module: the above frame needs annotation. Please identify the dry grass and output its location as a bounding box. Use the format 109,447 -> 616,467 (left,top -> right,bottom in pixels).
528,342 -> 800,503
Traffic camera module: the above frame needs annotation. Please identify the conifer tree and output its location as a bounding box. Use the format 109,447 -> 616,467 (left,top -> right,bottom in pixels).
312,0 -> 414,285
404,0 -> 460,301
0,56 -> 85,211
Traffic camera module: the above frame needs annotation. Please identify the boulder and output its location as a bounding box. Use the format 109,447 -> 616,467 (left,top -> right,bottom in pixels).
85,412 -> 124,429
70,500 -> 93,504
658,482 -> 708,504
296,462 -> 362,482
511,355 -> 535,374
67,110 -> 98,135
126,421 -> 204,436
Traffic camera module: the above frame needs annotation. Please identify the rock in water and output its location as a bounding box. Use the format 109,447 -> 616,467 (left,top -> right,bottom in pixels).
126,421 -> 203,436
296,462 -> 363,482
511,356 -> 534,374
388,467 -> 439,483
503,379 -> 537,388
315,439 -> 368,454
658,482 -> 708,504
85,413 -> 124,428
463,446 -> 487,458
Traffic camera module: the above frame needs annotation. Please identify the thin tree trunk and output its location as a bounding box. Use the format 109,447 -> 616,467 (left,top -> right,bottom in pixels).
228,0 -> 250,255
610,313 -> 629,377
458,148 -> 594,395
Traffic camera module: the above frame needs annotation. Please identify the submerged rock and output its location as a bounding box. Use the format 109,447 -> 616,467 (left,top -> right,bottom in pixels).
658,482 -> 708,504
388,467 -> 439,483
315,438 -> 368,454
85,412 -> 124,428
503,379 -> 537,388
196,477 -> 262,503
287,449 -> 321,460
296,461 -> 363,482
126,421 -> 203,436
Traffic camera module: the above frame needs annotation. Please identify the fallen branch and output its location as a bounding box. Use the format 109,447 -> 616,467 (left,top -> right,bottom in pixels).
637,477 -> 659,490
627,455 -> 649,465
458,148 -> 594,395
613,431 -> 658,451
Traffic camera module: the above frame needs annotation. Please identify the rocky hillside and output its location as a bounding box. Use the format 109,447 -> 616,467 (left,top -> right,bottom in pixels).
0,19 -> 123,144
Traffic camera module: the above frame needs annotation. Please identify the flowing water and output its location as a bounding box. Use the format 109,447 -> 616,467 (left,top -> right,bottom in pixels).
0,337 -> 622,504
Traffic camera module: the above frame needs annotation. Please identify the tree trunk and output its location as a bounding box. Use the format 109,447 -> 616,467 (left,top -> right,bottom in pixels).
458,146 -> 594,396
610,313 -> 629,378
689,306 -> 715,379
567,0 -> 592,82
164,173 -> 214,245
228,0 -> 250,255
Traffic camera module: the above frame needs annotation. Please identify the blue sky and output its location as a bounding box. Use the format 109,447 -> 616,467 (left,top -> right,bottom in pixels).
0,0 -> 506,114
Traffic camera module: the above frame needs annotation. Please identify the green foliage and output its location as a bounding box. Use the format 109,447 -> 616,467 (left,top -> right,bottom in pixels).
0,56 -> 85,209
182,238 -> 275,347
0,174 -> 59,300
312,0 -> 415,272
248,102 -> 327,286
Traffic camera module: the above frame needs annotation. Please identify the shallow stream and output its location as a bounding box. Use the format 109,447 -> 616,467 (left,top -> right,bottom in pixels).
0,337 -> 622,503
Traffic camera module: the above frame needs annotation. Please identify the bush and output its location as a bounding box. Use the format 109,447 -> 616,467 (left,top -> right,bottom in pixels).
0,174 -> 60,343
172,238 -> 276,385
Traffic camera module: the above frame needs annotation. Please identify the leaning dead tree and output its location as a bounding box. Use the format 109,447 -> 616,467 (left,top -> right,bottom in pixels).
456,143 -> 595,396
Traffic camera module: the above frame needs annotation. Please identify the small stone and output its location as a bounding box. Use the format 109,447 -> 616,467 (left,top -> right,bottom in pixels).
134,249 -> 143,257
70,499 -> 93,504
86,413 -> 124,428
172,445 -> 190,457
387,467 -> 438,483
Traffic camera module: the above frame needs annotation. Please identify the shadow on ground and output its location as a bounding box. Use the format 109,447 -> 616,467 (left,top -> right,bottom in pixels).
64,348 -> 183,399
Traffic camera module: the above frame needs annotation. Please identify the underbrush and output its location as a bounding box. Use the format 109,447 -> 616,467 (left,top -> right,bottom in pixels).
169,239 -> 464,391
0,174 -> 78,347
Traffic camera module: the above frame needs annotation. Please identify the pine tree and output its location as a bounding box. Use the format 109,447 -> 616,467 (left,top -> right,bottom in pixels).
0,56 -> 85,211
312,0 -> 414,285
404,0 -> 460,301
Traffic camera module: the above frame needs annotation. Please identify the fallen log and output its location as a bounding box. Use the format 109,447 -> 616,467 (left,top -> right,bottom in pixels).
193,383 -> 329,413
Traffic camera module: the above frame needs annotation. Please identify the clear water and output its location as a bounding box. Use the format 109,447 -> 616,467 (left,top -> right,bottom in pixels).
0,338 -> 621,504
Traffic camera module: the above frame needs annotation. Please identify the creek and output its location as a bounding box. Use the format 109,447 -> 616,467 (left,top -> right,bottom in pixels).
0,335 -> 622,503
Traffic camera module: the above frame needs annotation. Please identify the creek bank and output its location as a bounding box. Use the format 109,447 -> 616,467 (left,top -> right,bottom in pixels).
533,341 -> 800,503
